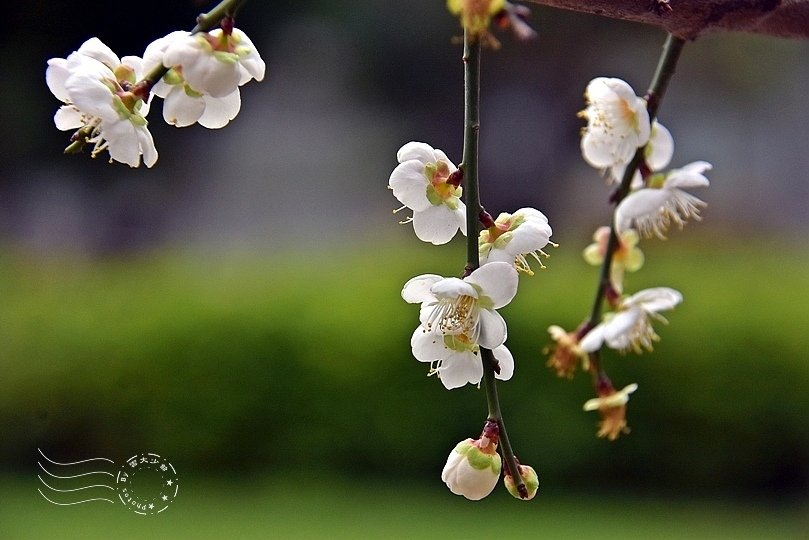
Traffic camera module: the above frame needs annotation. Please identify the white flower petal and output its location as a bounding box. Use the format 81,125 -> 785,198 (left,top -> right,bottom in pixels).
579,324 -> 606,353
431,277 -> 477,300
476,308 -> 507,349
388,160 -> 431,212
583,383 -> 637,410
664,161 -> 712,189
439,351 -> 483,389
53,106 -> 83,130
151,79 -> 173,99
492,344 -> 514,381
581,131 -> 620,168
480,247 -> 510,266
513,207 -> 549,224
46,58 -> 71,102
76,37 -> 121,71
625,287 -> 682,312
677,161 -> 713,175
615,188 -> 672,234
163,87 -> 206,127
136,125 -> 158,168
65,70 -> 119,122
397,141 -> 439,164
412,204 -> 463,245
198,90 -> 241,129
456,202 -> 467,236
230,29 -> 265,83
465,262 -> 518,309
102,120 -> 141,167
410,327 -> 447,362
143,31 -> 190,73
401,274 -> 443,303
164,34 -> 241,98
602,309 -> 642,347
503,220 -> 552,255
646,121 -> 674,170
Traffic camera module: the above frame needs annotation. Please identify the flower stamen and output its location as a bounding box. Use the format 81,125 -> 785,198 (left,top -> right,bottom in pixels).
426,295 -> 479,341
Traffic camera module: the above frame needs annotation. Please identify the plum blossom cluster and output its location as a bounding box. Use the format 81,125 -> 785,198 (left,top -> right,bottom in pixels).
389,136 -> 551,499
46,22 -> 264,168
46,39 -> 157,168
388,3 -> 549,502
390,141 -> 553,389
546,76 -> 711,441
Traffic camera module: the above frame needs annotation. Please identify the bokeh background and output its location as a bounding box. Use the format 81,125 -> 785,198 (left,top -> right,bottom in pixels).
1,1 -> 808,538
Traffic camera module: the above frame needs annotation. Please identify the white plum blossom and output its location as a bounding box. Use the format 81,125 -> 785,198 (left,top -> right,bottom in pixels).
610,121 -> 674,185
478,207 -> 553,275
411,330 -> 514,389
161,28 -> 265,98
580,77 -> 650,170
46,38 -> 157,168
580,287 -> 682,354
615,161 -> 711,238
388,142 -> 466,245
441,437 -> 502,500
402,262 -> 518,350
143,30 -> 261,129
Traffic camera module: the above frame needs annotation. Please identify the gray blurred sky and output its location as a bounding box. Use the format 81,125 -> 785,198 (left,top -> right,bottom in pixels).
3,1 -> 808,255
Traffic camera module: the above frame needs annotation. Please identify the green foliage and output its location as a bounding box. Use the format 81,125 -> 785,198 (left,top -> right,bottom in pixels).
1,238 -> 808,496
3,475 -> 807,538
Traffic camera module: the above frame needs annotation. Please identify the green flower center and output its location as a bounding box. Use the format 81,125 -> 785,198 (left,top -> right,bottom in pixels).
424,161 -> 462,208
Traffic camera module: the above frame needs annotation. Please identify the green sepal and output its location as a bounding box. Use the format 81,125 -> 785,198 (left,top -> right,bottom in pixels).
184,84 -> 204,98
425,184 -> 442,206
163,68 -> 184,86
213,51 -> 239,65
648,172 -> 667,189
454,441 -> 502,473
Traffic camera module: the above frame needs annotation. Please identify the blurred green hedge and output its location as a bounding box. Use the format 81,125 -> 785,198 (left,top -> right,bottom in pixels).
1,237 -> 807,495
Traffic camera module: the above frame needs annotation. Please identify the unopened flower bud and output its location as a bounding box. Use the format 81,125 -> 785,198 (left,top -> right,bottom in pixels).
504,464 -> 539,500
441,437 -> 502,500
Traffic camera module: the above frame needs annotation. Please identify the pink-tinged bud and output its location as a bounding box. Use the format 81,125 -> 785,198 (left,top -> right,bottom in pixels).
441,437 -> 502,501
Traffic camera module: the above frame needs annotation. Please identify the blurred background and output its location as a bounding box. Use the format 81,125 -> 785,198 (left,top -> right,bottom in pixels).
1,1 -> 808,537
